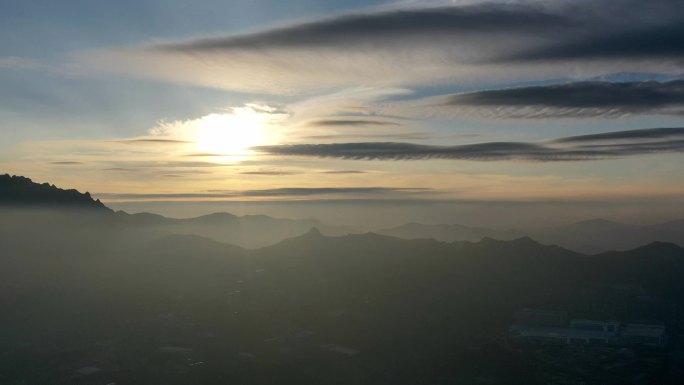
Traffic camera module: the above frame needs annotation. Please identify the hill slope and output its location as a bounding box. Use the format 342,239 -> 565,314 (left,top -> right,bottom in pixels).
0,174 -> 109,210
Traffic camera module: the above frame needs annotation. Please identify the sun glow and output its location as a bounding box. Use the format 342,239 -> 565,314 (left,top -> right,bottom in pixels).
151,105 -> 285,162
194,108 -> 270,159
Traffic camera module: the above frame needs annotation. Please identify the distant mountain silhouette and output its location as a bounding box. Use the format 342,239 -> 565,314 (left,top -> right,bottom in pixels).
3,174 -> 683,253
376,222 -> 525,243
558,218 -> 626,232
376,218 -> 684,254
116,211 -> 355,248
533,218 -> 684,254
0,174 -> 109,210
0,173 -> 357,247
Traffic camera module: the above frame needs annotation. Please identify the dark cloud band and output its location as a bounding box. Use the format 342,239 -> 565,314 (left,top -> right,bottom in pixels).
303,132 -> 432,141
307,119 -> 402,127
91,1 -> 684,93
254,127 -> 684,162
552,127 -> 684,144
509,23 -> 684,62
156,4 -> 571,53
440,80 -> 684,118
152,1 -> 684,66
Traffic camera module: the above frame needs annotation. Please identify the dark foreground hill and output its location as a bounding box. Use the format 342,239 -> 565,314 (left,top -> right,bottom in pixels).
0,174 -> 109,210
0,174 -> 353,248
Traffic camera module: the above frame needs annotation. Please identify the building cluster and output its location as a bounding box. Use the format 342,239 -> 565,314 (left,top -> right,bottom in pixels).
509,308 -> 667,347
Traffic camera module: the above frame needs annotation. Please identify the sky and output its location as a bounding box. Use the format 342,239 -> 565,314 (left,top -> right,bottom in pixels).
1,0 -> 684,228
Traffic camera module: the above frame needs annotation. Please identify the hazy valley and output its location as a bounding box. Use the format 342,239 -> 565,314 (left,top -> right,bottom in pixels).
2,175 -> 684,384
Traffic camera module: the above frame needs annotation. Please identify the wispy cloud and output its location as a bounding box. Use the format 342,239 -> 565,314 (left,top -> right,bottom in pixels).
102,161 -> 228,171
238,187 -> 429,197
254,127 -> 684,162
114,138 -> 193,144
306,118 -> 402,127
0,56 -> 48,71
50,161 -> 83,165
154,4 -> 569,52
76,1 -> 684,93
301,132 -> 433,141
103,167 -> 141,172
97,187 -> 430,200
240,170 -> 298,176
437,80 -> 684,118
550,127 -> 684,144
508,22 -> 684,63
321,170 -> 367,174
130,161 -> 228,168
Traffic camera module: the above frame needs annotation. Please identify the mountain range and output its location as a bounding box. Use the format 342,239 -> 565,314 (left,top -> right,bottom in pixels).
2,174 -> 684,384
376,218 -> 684,254
3,174 -> 683,253
376,222 -> 526,243
115,210 -> 354,248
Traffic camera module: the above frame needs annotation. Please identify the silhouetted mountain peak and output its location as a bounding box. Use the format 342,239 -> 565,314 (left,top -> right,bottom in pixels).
193,212 -> 239,223
0,174 -> 110,211
632,241 -> 684,254
480,236 -> 538,245
474,236 -> 570,256
305,226 -> 323,237
116,210 -> 169,225
377,222 -> 526,243
511,236 -> 540,245
563,218 -> 627,231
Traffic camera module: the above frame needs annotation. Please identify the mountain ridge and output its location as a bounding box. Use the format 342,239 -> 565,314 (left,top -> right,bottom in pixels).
3,173 -> 684,253
0,174 -> 109,211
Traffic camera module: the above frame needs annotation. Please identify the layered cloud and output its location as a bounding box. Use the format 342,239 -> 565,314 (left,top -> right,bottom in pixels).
301,132 -> 433,141
306,118 -> 402,127
76,0 -> 684,93
155,3 -> 570,51
508,23 -> 684,63
435,80 -> 684,118
254,127 -> 684,161
97,187 -> 429,200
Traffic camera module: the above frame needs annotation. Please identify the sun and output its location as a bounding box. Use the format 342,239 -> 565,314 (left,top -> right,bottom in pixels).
193,107 -> 269,161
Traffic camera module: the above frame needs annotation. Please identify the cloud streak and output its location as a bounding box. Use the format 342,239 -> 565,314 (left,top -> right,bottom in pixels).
240,171 -> 298,176
301,132 -> 433,141
321,170 -> 366,174
509,23 -> 684,63
97,187 -> 430,200
115,138 -> 193,145
154,4 -> 572,52
254,127 -> 684,162
306,118 -> 402,127
438,80 -> 684,118
78,1 -> 684,93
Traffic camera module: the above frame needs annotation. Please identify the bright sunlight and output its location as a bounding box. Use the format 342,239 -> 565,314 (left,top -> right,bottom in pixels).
150,104 -> 285,162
